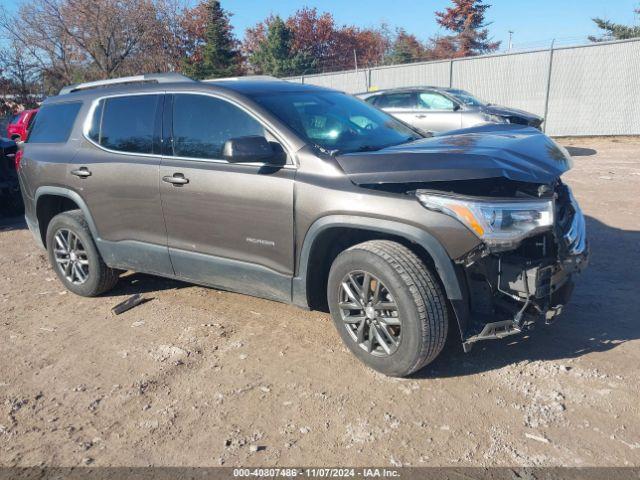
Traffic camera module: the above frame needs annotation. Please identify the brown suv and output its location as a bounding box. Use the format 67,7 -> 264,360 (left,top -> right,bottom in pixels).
17,73 -> 588,377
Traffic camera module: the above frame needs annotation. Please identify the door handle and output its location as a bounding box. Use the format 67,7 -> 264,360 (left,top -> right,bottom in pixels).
71,167 -> 91,178
415,114 -> 428,119
162,173 -> 189,186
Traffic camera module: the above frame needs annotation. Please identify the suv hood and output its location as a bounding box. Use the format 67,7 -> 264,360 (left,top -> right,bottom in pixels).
335,124 -> 571,186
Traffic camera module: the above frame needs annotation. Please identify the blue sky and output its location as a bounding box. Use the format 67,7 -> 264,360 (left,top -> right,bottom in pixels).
1,0 -> 638,48
223,0 -> 639,47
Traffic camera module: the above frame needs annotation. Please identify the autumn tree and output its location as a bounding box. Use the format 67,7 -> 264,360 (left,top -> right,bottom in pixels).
248,16 -> 314,76
181,0 -> 242,79
332,26 -> 388,69
589,8 -> 640,42
435,0 -> 500,57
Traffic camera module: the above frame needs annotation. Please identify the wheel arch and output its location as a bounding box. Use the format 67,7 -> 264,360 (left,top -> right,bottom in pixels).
293,215 -> 463,312
35,187 -> 99,247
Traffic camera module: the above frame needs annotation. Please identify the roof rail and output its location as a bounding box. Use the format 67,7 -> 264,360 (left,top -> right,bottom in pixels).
59,72 -> 194,95
202,75 -> 282,83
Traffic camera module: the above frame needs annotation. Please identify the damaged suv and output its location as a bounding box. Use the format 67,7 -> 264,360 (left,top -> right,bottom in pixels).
19,74 -> 588,377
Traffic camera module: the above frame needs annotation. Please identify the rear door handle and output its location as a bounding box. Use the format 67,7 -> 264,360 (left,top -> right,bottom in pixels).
162,173 -> 189,186
71,167 -> 91,178
415,114 -> 427,119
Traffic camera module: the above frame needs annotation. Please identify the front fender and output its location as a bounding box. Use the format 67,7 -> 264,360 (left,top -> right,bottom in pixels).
293,215 -> 464,307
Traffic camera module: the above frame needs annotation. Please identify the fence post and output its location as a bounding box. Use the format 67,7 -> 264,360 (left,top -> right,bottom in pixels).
449,59 -> 454,88
542,39 -> 555,133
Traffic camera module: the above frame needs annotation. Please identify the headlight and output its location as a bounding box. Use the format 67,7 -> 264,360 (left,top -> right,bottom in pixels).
482,113 -> 507,124
416,191 -> 554,250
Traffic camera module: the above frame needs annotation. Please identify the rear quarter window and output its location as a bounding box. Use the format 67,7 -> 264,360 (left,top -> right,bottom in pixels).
28,102 -> 82,143
88,94 -> 161,155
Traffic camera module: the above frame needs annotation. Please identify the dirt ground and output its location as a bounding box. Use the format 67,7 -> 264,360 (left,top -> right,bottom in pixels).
1,137 -> 639,468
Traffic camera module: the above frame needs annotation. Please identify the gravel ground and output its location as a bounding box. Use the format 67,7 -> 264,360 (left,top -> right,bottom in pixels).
0,137 -> 639,467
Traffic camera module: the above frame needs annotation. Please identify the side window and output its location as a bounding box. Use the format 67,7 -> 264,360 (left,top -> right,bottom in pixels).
91,94 -> 160,154
28,102 -> 82,144
374,93 -> 416,109
418,92 -> 455,111
171,94 -> 266,160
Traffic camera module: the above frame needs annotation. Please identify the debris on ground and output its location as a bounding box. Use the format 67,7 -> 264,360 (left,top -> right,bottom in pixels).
112,294 -> 150,315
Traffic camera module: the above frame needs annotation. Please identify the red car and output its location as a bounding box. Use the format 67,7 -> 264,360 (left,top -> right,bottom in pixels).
6,109 -> 38,141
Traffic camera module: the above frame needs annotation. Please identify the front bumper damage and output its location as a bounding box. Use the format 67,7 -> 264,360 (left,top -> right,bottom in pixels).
454,184 -> 589,351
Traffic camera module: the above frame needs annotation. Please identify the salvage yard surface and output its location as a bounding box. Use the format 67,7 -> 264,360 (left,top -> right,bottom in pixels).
1,137 -> 639,467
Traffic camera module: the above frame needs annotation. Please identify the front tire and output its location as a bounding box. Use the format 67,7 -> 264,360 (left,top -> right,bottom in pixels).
46,210 -> 119,296
327,240 -> 448,377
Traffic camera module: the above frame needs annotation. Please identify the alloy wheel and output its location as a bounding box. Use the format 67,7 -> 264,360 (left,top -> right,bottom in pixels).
338,271 -> 401,357
53,229 -> 89,285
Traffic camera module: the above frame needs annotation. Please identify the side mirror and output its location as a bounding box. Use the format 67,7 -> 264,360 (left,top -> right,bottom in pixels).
452,103 -> 461,112
0,138 -> 18,157
222,136 -> 276,163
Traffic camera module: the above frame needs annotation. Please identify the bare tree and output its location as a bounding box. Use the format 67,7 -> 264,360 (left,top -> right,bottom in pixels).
0,0 -> 187,94
0,39 -> 40,102
0,2 -> 81,91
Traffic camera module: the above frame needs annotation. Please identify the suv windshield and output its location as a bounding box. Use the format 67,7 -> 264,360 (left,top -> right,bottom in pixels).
446,89 -> 485,107
251,91 -> 421,154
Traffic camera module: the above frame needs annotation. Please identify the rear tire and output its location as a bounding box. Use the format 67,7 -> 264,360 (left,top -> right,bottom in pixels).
46,210 -> 119,296
327,240 -> 448,377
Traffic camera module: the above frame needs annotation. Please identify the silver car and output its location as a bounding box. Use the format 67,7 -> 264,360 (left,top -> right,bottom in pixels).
358,87 -> 543,133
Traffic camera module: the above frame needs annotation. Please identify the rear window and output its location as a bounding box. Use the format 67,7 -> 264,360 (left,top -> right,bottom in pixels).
89,94 -> 161,154
374,93 -> 416,109
27,102 -> 81,144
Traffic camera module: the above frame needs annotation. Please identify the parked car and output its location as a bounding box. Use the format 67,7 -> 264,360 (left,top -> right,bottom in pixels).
358,87 -> 543,133
0,138 -> 22,215
6,109 -> 38,141
18,73 -> 587,377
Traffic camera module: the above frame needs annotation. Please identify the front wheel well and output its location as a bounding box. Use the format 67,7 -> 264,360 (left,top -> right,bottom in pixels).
36,195 -> 82,247
304,227 -> 440,312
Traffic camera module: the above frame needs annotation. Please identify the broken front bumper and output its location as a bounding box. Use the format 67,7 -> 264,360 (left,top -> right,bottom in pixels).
456,189 -> 589,351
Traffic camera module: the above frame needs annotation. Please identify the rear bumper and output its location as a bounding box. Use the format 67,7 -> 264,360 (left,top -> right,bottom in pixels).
26,215 -> 45,250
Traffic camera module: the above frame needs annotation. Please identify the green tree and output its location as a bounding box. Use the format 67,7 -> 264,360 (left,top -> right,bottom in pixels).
248,16 -> 314,76
182,0 -> 242,79
589,9 -> 640,42
385,29 -> 430,64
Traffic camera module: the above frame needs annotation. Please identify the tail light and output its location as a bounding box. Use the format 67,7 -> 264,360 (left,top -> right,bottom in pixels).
14,150 -> 23,170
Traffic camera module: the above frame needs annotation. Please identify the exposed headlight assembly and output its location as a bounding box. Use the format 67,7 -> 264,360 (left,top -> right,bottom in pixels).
416,191 -> 554,250
482,113 -> 507,124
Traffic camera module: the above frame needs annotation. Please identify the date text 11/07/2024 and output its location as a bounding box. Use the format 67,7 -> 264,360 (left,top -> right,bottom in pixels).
232,468 -> 401,478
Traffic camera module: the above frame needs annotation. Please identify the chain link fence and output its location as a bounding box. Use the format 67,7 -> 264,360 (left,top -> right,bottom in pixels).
285,38 -> 640,137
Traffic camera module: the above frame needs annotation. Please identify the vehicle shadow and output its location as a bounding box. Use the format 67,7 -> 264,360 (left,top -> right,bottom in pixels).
414,215 -> 640,379
108,272 -> 189,297
564,146 -> 597,157
0,215 -> 26,231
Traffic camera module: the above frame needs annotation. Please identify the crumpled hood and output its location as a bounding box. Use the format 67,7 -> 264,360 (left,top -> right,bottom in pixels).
335,124 -> 572,186
482,104 -> 543,125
